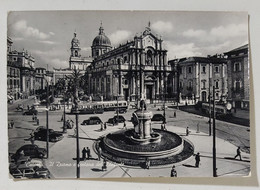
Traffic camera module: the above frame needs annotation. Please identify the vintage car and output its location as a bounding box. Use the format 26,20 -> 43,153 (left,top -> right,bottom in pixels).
34,127 -> 64,142
106,115 -> 126,125
151,114 -> 165,123
81,116 -> 102,125
11,144 -> 47,162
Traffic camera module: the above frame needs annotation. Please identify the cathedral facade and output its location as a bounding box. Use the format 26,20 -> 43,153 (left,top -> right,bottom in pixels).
85,24 -> 171,102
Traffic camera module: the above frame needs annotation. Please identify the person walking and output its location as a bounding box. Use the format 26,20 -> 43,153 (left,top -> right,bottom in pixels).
234,147 -> 242,161
170,165 -> 177,177
195,152 -> 200,167
100,122 -> 104,131
86,147 -> 91,159
98,146 -> 102,161
30,131 -> 35,145
102,158 -> 107,171
173,111 -> 176,118
82,147 -> 87,161
104,122 -> 107,130
145,158 -> 150,169
10,120 -> 14,129
186,126 -> 190,136
123,121 -> 127,130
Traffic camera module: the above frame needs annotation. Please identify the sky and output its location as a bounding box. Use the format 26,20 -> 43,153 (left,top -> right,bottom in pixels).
7,11 -> 248,70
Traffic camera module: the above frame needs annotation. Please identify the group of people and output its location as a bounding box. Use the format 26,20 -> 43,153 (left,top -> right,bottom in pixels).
100,122 -> 107,131
81,147 -> 91,160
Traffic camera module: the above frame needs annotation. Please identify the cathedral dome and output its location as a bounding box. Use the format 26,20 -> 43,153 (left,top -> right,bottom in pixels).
92,25 -> 111,47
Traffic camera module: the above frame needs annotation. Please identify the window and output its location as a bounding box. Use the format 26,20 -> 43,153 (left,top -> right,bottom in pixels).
179,67 -> 182,74
124,56 -> 128,63
188,66 -> 192,74
235,81 -> 241,91
215,81 -> 219,89
188,81 -> 192,88
117,58 -> 121,65
96,50 -> 99,56
215,93 -> 219,99
234,62 -> 241,72
147,50 -> 153,65
75,51 -> 78,56
215,66 -> 219,73
201,80 -> 206,89
124,79 -> 128,85
179,81 -> 183,89
202,66 -> 206,73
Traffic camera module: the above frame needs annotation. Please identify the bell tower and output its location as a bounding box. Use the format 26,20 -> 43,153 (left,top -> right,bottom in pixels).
71,32 -> 81,58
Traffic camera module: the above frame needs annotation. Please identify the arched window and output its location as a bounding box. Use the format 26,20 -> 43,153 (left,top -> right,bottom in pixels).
147,50 -> 153,65
234,62 -> 241,72
215,80 -> 219,89
75,51 -> 78,56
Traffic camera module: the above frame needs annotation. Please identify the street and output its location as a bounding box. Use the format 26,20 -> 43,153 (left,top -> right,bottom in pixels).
8,97 -> 250,178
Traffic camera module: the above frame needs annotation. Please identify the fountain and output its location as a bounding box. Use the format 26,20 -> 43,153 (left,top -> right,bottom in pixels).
96,99 -> 194,167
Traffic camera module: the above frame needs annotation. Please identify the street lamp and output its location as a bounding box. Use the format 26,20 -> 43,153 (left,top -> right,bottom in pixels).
63,74 -> 67,133
212,86 -> 217,177
45,77 -> 49,159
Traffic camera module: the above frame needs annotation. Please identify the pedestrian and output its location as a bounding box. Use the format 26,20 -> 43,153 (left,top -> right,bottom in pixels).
186,126 -> 190,136
32,113 -> 35,121
195,152 -> 200,167
102,158 -> 107,171
61,114 -> 64,122
161,124 -> 164,130
82,147 -> 87,161
27,105 -> 30,110
30,131 -> 35,145
36,119 -> 39,125
145,158 -> 150,169
123,121 -> 127,129
170,165 -> 177,177
10,120 -> 14,129
196,122 -> 200,133
86,147 -> 91,159
174,111 -> 176,118
98,146 -> 102,161
104,122 -> 107,130
234,147 -> 242,161
100,122 -> 104,131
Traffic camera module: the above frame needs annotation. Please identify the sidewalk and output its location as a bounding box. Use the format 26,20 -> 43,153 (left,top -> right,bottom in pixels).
45,123 -> 251,178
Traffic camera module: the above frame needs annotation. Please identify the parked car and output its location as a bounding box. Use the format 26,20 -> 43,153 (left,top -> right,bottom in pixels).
15,156 -> 43,169
81,116 -> 102,125
11,144 -> 47,162
107,115 -> 126,125
23,109 -> 38,115
115,108 -> 127,114
151,114 -> 165,122
34,127 -> 63,142
16,104 -> 24,111
10,166 -> 50,179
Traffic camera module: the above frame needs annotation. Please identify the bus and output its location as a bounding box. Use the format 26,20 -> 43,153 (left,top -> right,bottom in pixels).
201,102 -> 232,118
71,100 -> 128,114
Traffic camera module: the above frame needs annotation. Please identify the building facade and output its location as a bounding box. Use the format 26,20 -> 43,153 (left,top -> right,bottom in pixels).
7,37 -> 36,99
86,24 -> 171,102
7,37 -> 21,100
53,32 -> 92,85
224,44 -> 249,109
169,56 -> 228,104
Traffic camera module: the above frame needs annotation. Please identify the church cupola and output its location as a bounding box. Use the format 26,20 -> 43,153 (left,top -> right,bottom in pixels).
91,22 -> 112,58
71,32 -> 81,57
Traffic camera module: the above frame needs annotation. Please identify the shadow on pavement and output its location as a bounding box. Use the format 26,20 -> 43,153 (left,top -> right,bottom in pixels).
189,133 -> 209,137
182,164 -> 196,168
72,157 -> 98,161
217,166 -> 250,177
224,157 -> 250,163
15,126 -> 33,131
67,135 -> 98,141
91,168 -> 103,172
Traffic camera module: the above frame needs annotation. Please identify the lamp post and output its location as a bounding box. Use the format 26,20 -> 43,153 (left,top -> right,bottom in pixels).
45,78 -> 49,159
63,75 -> 67,133
212,86 -> 217,177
